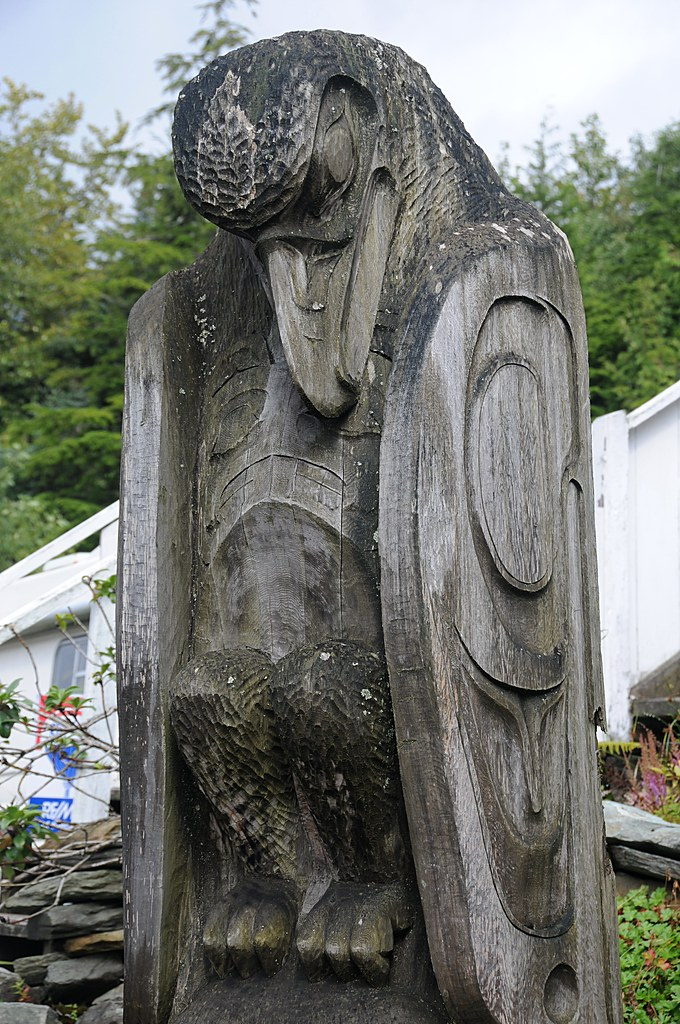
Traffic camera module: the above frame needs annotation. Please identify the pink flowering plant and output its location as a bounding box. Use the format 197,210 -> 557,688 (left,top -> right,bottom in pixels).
624,723 -> 680,825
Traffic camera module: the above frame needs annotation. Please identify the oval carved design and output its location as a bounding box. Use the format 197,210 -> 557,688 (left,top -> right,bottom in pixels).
544,963 -> 579,1023
477,361 -> 552,590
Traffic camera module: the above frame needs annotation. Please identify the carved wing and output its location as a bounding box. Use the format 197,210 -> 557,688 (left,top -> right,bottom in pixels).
380,242 -> 621,1024
118,233 -> 274,1022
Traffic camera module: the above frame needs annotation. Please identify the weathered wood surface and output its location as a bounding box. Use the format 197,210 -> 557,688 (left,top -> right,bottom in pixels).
118,268 -> 206,1024
630,650 -> 680,718
119,28 -> 623,1024
381,243 -> 622,1023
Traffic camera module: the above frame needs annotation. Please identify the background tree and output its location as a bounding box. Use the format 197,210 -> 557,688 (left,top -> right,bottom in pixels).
147,0 -> 257,123
0,2 -> 255,567
504,116 -> 680,417
0,80 -> 127,555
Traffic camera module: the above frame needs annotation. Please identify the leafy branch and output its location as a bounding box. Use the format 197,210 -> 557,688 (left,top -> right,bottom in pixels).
0,579 -> 118,880
144,0 -> 257,124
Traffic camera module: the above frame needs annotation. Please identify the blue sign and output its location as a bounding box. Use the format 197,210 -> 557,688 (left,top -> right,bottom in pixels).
28,796 -> 73,828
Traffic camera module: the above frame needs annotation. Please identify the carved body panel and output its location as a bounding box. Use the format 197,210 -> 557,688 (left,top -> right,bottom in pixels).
459,293 -> 574,937
423,283 -> 576,938
381,244 -> 620,1022
118,29 -> 623,1024
194,336 -> 388,662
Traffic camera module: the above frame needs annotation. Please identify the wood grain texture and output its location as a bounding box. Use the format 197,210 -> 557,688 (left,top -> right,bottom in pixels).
380,244 -> 623,1022
118,270 -> 200,1024
119,28 -> 622,1024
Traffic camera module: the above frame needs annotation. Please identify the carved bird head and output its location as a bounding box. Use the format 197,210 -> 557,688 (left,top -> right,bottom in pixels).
173,32 -> 514,417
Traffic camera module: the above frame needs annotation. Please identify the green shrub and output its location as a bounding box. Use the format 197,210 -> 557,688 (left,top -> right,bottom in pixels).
618,885 -> 680,1022
0,803 -> 52,879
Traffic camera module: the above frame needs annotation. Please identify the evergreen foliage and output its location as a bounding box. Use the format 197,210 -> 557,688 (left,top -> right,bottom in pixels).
0,4 -> 251,567
502,115 -> 680,418
147,0 -> 257,123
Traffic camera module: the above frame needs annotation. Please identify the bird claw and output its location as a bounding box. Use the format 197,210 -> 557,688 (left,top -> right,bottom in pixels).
204,879 -> 296,979
296,881 -> 413,986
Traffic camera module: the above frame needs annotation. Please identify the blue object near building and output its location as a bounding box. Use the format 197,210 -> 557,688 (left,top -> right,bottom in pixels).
29,795 -> 73,827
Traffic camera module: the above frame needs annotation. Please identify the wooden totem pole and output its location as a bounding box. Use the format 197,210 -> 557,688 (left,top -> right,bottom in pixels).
118,30 -> 623,1024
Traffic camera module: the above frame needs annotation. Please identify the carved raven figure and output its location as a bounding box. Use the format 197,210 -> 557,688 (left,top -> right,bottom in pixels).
118,30 -> 623,1024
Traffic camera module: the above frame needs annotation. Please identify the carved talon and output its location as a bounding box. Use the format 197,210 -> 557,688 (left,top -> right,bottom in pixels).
226,900 -> 259,977
296,882 -> 413,986
204,881 -> 296,979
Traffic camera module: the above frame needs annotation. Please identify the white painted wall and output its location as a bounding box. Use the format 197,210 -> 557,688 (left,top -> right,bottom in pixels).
593,381 -> 680,738
72,521 -> 119,823
0,630 -> 64,808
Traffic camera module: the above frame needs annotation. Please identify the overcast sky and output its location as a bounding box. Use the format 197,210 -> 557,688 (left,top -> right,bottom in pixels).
1,0 -> 679,169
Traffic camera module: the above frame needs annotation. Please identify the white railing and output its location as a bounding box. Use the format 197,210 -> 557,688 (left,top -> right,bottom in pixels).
0,501 -> 119,646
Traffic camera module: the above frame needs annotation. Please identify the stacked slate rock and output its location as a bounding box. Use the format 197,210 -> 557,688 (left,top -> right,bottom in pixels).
604,800 -> 680,891
0,818 -> 123,1021
0,1003 -> 60,1023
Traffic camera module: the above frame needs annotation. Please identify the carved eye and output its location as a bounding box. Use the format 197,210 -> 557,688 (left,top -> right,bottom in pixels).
323,115 -> 355,185
306,104 -> 358,219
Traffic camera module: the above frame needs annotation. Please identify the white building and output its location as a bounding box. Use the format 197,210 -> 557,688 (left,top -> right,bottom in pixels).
0,503 -> 118,824
593,380 -> 680,739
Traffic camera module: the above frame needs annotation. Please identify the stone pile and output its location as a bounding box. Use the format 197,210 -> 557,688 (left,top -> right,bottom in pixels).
0,817 -> 123,1022
604,800 -> 680,890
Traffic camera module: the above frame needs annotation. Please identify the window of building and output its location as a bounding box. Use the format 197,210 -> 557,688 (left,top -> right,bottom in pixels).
52,633 -> 88,692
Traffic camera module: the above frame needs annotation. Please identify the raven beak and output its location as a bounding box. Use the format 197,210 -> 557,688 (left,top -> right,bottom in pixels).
261,171 -> 397,419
